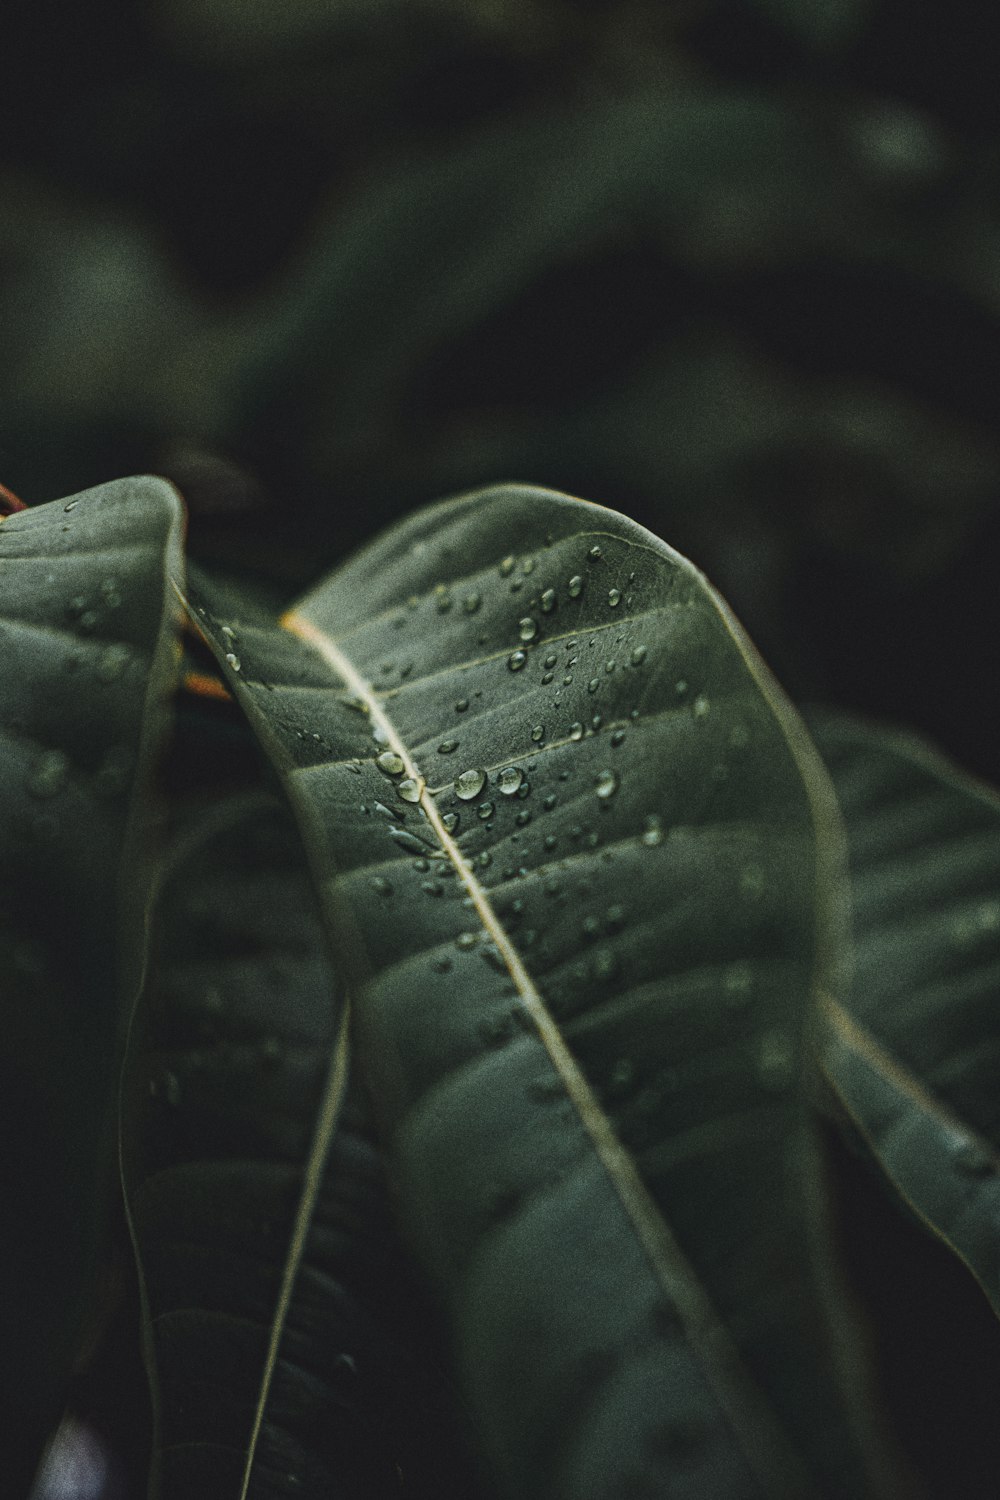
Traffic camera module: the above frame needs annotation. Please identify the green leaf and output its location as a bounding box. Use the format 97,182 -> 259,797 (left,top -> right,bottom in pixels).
122,748 -> 489,1499
0,476 -> 183,1492
807,710 -> 1000,1314
181,484 -> 880,1498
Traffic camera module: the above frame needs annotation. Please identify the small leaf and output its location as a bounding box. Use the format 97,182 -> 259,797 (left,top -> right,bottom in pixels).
0,476 -> 183,1492
183,484 -> 883,1497
809,710 -> 1000,1313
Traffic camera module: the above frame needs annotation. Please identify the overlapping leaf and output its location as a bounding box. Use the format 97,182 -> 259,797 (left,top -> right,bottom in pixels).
180,484 -> 888,1497
0,477 -> 183,1492
122,735 -> 489,1499
808,711 -> 1000,1313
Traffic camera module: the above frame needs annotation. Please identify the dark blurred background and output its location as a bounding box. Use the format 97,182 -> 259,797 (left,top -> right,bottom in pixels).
3,0 -> 1000,789
6,4 -> 1000,1495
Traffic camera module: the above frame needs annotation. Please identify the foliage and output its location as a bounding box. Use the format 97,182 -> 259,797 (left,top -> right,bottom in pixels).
4,476 -> 998,1498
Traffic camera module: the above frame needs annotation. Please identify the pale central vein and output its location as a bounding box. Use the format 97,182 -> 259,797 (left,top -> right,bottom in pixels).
282,607 -> 810,1494
239,1002 -> 352,1500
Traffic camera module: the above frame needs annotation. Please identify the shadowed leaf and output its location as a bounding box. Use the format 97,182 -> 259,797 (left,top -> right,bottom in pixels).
808,711 -> 1000,1313
122,746 -> 490,1499
0,477 -> 183,1492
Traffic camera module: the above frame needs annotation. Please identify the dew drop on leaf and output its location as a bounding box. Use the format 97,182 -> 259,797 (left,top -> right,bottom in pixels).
369,876 -> 393,897
630,645 -> 647,665
568,575 -> 584,598
455,698 -> 470,713
477,800 -> 494,820
497,766 -> 524,796
594,770 -> 618,800
376,750 -> 405,776
569,722 -> 584,741
518,617 -> 538,642
508,650 -> 528,672
693,694 -> 710,718
225,652 -> 241,673
398,778 -> 422,803
588,545 -> 602,562
608,588 -> 622,607
456,768 -> 486,801
610,729 -> 626,747
952,1137 -> 996,1177
541,588 -> 556,613
462,592 -> 481,614
587,678 -> 600,694
63,498 -> 79,513
441,812 -> 460,833
437,739 -> 459,754
531,724 -> 545,743
499,555 -> 515,577
455,931 -> 479,950
641,814 -> 663,846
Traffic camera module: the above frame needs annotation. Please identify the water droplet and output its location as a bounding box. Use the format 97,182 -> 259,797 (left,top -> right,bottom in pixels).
441,812 -> 460,834
606,904 -> 626,929
433,955 -> 452,974
630,645 -> 647,665
477,800 -> 494,820
605,660 -> 616,674
499,556 -> 515,577
608,588 -> 622,607
541,588 -> 557,613
692,694 -> 710,719
370,876 -> 393,897
515,809 -> 531,827
63,498 -> 80,513
96,643 -> 130,683
225,652 -> 241,673
674,679 -> 689,698
462,592 -> 481,614
544,653 -> 558,669
587,678 -> 600,694
438,739 -> 459,754
595,770 -> 618,800
398,778 -> 422,803
610,728 -> 626,747
508,651 -> 528,672
518,617 -> 538,643
376,750 -> 405,776
510,577 -> 524,593
372,801 -> 395,820
99,577 -> 122,608
543,794 -> 557,811
28,749 -> 69,799
498,766 -> 524,796
390,826 -> 431,856
641,814 -> 663,846
456,768 -> 486,801
594,948 -> 617,980
568,575 -> 584,598
421,879 -> 444,896
569,721 -> 584,741
542,672 -> 554,685
531,724 -> 545,743
563,675 -> 573,686
455,698 -> 470,713
435,588 -> 453,614
455,931 -> 479,950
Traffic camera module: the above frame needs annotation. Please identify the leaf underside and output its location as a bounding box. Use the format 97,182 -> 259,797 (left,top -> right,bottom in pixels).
809,710 -> 1000,1315
123,713 -> 490,1500
0,477 -> 183,1492
180,483 -> 876,1498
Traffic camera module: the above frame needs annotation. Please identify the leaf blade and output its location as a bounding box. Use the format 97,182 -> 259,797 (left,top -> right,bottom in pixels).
186,484 -> 877,1497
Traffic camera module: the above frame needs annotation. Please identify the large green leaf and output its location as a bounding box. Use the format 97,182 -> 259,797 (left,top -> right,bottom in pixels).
122,740 -> 491,1498
181,484 -> 885,1498
807,711 -> 1000,1313
0,477 -> 183,1493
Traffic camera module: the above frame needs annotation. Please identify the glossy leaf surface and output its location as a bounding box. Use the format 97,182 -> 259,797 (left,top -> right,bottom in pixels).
809,711 -> 1000,1313
0,478 -> 183,1491
123,758 -> 488,1499
183,485 -> 875,1498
